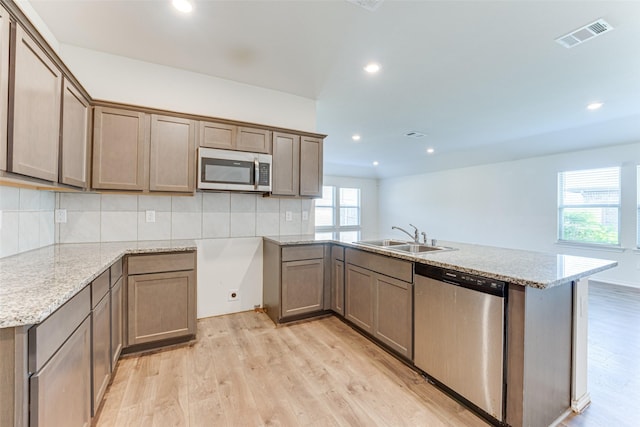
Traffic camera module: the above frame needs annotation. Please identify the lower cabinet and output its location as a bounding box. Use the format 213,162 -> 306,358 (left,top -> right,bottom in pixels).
126,252 -> 197,347
263,241 -> 327,324
345,248 -> 413,359
330,245 -> 345,316
91,291 -> 111,415
110,275 -> 123,367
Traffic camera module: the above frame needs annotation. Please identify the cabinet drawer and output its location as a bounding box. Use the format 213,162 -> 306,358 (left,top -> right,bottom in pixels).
91,269 -> 110,308
282,245 -> 324,262
127,251 -> 195,275
28,286 -> 91,373
331,245 -> 344,261
345,248 -> 413,283
110,258 -> 123,286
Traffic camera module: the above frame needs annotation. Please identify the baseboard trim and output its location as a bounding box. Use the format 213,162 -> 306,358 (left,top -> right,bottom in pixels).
588,278 -> 640,289
571,391 -> 592,413
550,408 -> 575,427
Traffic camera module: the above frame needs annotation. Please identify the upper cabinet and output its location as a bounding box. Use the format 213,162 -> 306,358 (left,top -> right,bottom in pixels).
272,132 -> 323,198
149,114 -> 196,193
92,106 -> 148,191
60,79 -> 91,188
8,24 -> 62,182
0,4 -> 9,172
198,120 -> 272,154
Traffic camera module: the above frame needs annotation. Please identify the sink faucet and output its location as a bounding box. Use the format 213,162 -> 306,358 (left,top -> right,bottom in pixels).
392,224 -> 420,243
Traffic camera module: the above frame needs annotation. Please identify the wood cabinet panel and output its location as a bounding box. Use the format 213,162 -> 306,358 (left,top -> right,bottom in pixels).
0,5 -> 9,171
331,259 -> 345,316
281,259 -> 324,318
150,114 -> 196,192
92,107 -> 148,190
237,127 -> 271,153
127,269 -> 196,346
91,292 -> 111,416
271,132 -> 300,196
29,316 -> 91,427
345,264 -> 374,334
345,248 -> 413,283
198,120 -> 235,149
111,276 -> 123,367
299,136 -> 323,197
281,244 -> 324,262
10,24 -> 62,181
91,268 -> 109,308
374,274 -> 412,357
127,252 -> 195,275
60,79 -> 90,187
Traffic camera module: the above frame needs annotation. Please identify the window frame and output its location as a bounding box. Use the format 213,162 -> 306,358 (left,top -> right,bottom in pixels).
315,185 -> 362,241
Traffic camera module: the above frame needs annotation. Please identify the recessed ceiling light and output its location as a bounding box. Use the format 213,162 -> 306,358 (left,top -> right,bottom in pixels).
172,0 -> 193,13
364,63 -> 381,74
426,148 -> 435,154
587,102 -> 603,110
352,134 -> 361,141
373,161 -> 379,166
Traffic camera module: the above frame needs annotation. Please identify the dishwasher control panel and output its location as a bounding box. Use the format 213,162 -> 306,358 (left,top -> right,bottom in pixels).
415,264 -> 506,297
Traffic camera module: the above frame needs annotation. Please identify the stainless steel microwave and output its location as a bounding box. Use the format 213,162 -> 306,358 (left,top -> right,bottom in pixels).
197,147 -> 272,192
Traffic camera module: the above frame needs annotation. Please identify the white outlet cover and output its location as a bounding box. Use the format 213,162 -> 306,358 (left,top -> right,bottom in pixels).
285,211 -> 293,221
145,210 -> 156,223
55,209 -> 67,223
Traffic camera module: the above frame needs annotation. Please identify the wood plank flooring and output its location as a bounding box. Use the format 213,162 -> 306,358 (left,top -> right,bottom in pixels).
96,281 -> 640,427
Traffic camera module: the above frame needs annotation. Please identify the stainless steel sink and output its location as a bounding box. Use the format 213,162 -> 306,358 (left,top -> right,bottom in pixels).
356,240 -> 455,254
356,239 -> 408,247
392,244 -> 449,253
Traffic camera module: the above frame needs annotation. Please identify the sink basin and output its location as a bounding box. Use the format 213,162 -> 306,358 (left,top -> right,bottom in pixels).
355,240 -> 455,254
392,244 -> 448,253
356,239 -> 408,247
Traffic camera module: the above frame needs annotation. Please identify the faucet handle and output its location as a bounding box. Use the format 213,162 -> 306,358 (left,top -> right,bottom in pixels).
421,232 -> 427,244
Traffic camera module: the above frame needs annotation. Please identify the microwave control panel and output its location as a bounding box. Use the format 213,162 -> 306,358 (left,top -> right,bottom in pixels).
258,163 -> 270,186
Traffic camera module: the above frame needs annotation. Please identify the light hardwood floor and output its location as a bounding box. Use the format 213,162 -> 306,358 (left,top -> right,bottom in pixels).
97,281 -> 640,427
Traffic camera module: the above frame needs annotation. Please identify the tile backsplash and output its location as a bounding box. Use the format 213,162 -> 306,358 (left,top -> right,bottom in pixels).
56,192 -> 315,244
0,187 -> 55,258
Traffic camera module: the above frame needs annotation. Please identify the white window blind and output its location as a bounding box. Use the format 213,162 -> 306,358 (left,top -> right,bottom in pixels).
315,185 -> 361,241
558,166 -> 620,245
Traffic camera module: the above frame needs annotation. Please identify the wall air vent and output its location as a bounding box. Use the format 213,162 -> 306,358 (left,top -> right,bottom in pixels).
555,19 -> 613,48
346,0 -> 384,12
404,131 -> 426,138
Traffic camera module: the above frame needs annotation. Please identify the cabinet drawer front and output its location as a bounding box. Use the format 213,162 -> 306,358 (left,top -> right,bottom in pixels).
331,245 -> 345,261
127,251 -> 195,275
91,269 -> 110,308
282,245 -> 324,262
110,258 -> 123,286
28,286 -> 91,373
199,120 -> 235,149
345,248 -> 412,283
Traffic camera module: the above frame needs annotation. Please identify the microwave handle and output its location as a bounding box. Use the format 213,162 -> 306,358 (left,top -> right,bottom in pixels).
254,159 -> 259,190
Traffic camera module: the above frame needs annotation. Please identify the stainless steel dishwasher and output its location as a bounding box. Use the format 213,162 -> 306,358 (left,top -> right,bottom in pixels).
414,264 -> 506,422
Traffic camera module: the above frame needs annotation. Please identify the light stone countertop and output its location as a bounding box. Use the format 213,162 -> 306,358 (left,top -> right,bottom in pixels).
0,240 -> 196,328
263,235 -> 618,289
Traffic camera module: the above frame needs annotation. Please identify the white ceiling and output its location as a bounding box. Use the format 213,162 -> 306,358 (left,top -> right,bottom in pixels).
28,0 -> 640,179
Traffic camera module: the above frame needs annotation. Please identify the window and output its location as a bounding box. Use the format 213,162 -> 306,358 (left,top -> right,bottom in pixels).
637,165 -> 640,247
315,185 -> 361,241
558,166 -> 620,246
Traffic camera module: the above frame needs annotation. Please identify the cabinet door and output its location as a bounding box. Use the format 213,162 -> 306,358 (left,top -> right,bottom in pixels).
92,294 -> 111,416
10,25 -> 62,181
110,276 -> 123,368
92,107 -> 148,190
0,5 -> 9,171
30,316 -> 91,427
198,120 -> 235,149
127,270 -> 196,346
271,132 -> 300,196
60,79 -> 90,187
374,274 -> 413,358
149,114 -> 196,192
345,264 -> 375,334
299,136 -> 323,197
281,259 -> 324,318
331,259 -> 345,316
236,127 -> 272,153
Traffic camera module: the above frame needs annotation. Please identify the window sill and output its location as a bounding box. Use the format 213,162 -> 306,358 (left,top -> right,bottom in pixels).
555,241 -> 626,253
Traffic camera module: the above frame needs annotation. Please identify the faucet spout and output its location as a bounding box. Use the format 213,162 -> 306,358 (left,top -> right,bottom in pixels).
392,225 -> 420,243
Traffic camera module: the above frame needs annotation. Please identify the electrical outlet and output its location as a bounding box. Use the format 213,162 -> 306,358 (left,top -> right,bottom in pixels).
302,210 -> 309,221
55,209 -> 67,223
145,210 -> 156,223
228,289 -> 240,302
285,211 -> 293,221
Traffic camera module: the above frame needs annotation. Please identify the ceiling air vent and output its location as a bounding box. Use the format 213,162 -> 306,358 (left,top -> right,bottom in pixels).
346,0 -> 384,12
404,131 -> 426,138
555,19 -> 613,48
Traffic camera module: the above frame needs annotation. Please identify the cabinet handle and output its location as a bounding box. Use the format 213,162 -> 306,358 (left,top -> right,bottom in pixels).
254,159 -> 259,190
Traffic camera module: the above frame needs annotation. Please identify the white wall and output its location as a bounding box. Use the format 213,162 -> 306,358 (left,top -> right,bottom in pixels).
323,175 -> 379,240
378,142 -> 640,287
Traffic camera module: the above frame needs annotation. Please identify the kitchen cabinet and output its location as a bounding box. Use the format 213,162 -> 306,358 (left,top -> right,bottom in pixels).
28,286 -> 91,427
126,251 -> 197,347
0,4 -> 9,171
60,78 -> 91,188
199,120 -> 271,154
263,241 -> 327,324
91,270 -> 111,416
9,24 -> 62,182
149,114 -> 196,192
272,132 -> 324,197
331,245 -> 345,316
344,248 -> 413,358
92,106 -> 148,190
110,259 -> 123,367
